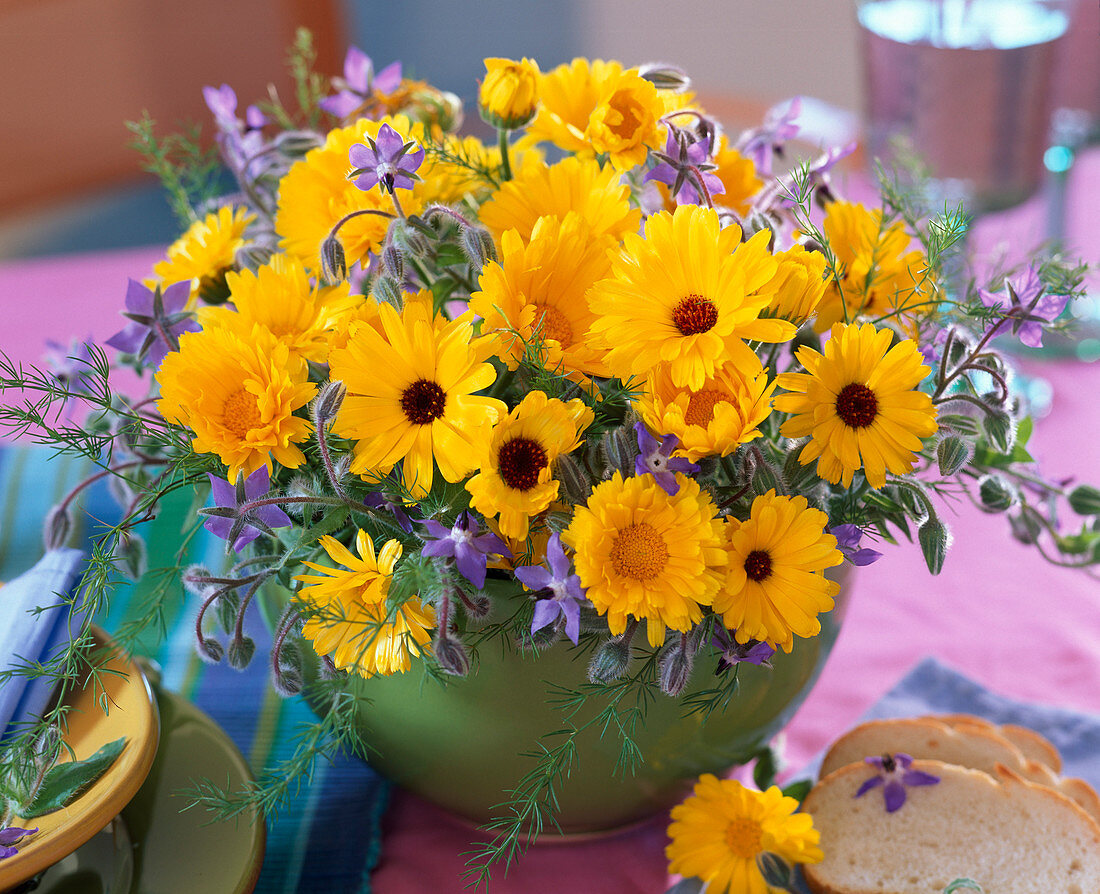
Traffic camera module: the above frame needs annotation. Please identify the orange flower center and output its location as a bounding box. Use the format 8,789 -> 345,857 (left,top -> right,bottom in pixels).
222,388 -> 262,437
606,89 -> 644,141
534,305 -> 574,347
744,549 -> 773,582
497,437 -> 549,491
835,382 -> 878,429
401,379 -> 447,425
725,817 -> 764,859
672,295 -> 718,336
610,523 -> 668,580
684,388 -> 733,426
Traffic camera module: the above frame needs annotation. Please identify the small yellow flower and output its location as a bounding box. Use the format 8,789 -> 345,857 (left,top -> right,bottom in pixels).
815,201 -> 930,331
588,205 -> 795,390
763,244 -> 829,326
635,357 -> 776,462
775,323 -> 939,489
199,253 -> 360,364
328,297 -> 506,498
666,775 -> 823,894
156,326 -> 315,481
466,392 -> 593,541
295,531 -> 436,678
714,491 -> 842,652
479,57 -> 540,129
563,472 -> 727,647
151,206 -> 253,307
469,213 -> 615,378
478,155 -> 641,246
713,136 -> 764,217
585,69 -> 665,170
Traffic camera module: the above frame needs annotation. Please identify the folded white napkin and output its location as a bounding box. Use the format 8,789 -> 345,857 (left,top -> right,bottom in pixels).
0,548 -> 85,741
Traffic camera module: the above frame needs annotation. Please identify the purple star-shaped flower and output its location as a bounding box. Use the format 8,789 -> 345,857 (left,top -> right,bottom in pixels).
737,96 -> 802,175
105,279 -> 199,367
711,624 -> 775,672
349,123 -> 424,194
0,826 -> 37,860
421,511 -> 511,590
364,491 -> 416,534
200,466 -> 292,553
634,422 -> 699,496
320,46 -> 403,119
514,533 -> 586,645
855,752 -> 940,812
645,129 -> 725,206
978,265 -> 1069,349
203,83 -> 266,134
830,524 -> 883,566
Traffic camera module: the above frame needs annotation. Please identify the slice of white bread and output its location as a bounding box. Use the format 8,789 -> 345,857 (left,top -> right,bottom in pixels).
802,759 -> 1100,894
820,716 -> 1100,824
932,712 -> 1063,772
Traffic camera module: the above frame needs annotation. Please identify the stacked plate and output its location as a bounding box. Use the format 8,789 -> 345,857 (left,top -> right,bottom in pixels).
0,628 -> 265,894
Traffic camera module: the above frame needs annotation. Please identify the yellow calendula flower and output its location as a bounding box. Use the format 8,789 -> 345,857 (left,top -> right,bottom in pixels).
585,69 -> 665,170
479,57 -> 540,129
588,205 -> 795,390
666,775 -> 823,894
151,205 -> 253,307
199,253 -> 360,364
775,323 -> 939,489
713,136 -> 764,217
156,326 -> 315,481
563,472 -> 727,647
295,531 -> 435,678
714,491 -> 842,652
526,58 -> 626,155
478,155 -> 641,245
635,357 -> 776,462
328,296 -> 506,498
763,244 -> 829,326
815,200 -> 930,332
466,392 -> 593,541
275,115 -> 427,272
469,213 -> 615,378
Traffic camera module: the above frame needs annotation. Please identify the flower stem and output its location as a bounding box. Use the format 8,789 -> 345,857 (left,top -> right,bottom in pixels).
497,128 -> 513,181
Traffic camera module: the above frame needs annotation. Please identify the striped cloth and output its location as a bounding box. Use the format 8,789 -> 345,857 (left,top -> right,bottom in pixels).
0,444 -> 389,893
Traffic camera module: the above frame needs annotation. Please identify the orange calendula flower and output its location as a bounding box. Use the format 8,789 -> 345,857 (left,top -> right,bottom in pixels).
585,69 -> 665,170
156,325 -> 315,481
713,136 -> 764,217
525,58 -> 627,155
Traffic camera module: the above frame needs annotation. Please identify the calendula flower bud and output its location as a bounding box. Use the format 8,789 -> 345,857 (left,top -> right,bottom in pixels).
320,234 -> 347,285
637,62 -> 691,93
478,57 -> 540,129
763,245 -> 828,325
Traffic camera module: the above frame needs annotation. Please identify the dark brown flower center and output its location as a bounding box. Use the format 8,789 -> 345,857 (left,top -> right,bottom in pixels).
497,437 -> 549,491
744,549 -> 773,582
672,294 -> 718,336
400,379 -> 446,425
835,383 -> 879,429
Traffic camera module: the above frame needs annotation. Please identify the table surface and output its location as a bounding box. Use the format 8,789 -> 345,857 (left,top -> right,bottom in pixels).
1,156 -> 1098,892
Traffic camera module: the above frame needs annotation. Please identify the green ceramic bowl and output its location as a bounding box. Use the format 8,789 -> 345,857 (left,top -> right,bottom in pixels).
263,568 -> 849,833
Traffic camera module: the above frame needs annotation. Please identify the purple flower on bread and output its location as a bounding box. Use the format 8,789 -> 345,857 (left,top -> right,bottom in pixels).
854,752 -> 940,812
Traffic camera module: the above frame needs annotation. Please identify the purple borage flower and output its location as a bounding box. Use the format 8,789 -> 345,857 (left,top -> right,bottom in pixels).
320,46 -> 402,119
106,280 -> 199,367
855,752 -> 940,812
201,466 -> 292,553
349,123 -> 425,194
645,129 -> 725,206
978,265 -> 1069,349
364,491 -> 416,534
0,826 -> 38,860
421,511 -> 511,590
710,624 -> 775,673
514,533 -> 585,645
737,96 -> 802,176
634,422 -> 699,496
830,524 -> 882,566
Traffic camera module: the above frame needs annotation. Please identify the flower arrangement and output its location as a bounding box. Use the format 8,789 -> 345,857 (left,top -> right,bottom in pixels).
2,29 -> 1098,887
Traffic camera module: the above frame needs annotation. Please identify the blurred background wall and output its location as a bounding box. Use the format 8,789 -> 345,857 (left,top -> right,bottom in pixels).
0,0 -> 1096,259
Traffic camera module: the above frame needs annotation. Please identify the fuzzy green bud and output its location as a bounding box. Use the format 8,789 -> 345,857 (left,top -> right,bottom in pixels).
658,635 -> 695,697
554,453 -> 593,505
434,633 -> 470,677
461,226 -> 497,269
918,515 -> 950,575
637,63 -> 692,93
320,234 -> 347,284
978,474 -> 1015,512
274,129 -> 324,158
382,243 -> 405,281
1068,485 -> 1100,517
227,636 -> 256,671
602,427 -> 635,478
1008,508 -> 1043,545
588,632 -> 633,684
313,379 -> 347,425
372,275 -> 404,309
198,637 -> 224,665
937,435 -> 972,476
983,410 -> 1015,453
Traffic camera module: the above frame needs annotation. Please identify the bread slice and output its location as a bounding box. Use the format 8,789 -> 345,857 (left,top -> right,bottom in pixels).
932,713 -> 1063,773
802,759 -> 1100,894
820,716 -> 1100,824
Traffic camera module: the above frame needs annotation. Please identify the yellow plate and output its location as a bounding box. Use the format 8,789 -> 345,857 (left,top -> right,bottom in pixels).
0,626 -> 160,889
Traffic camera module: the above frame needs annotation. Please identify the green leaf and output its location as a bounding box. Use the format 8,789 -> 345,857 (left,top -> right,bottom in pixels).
982,410 -> 1014,453
752,747 -> 778,791
434,243 -> 469,267
22,737 -> 127,818
918,515 -> 950,574
780,778 -> 812,802
1068,485 -> 1100,517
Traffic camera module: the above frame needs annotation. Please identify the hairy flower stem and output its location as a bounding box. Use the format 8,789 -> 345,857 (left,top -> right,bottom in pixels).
315,419 -> 348,500
389,189 -> 407,220
53,458 -> 167,520
497,128 -> 513,181
328,207 -> 395,240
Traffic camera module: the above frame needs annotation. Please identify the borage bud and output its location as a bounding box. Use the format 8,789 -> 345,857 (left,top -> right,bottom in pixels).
433,632 -> 470,677
658,634 -> 696,697
320,234 -> 347,285
588,628 -> 635,684
274,129 -> 324,159
461,226 -> 497,269
227,635 -> 256,670
601,426 -> 636,479
978,474 -> 1015,513
43,504 -> 72,551
478,57 -> 540,129
313,379 -> 347,426
554,453 -> 593,505
372,275 -> 404,309
198,637 -> 224,664
638,62 -> 691,93
382,242 -> 405,281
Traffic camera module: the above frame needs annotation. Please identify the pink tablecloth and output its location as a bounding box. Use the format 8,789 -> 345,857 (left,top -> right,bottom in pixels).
1,180 -> 1097,892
